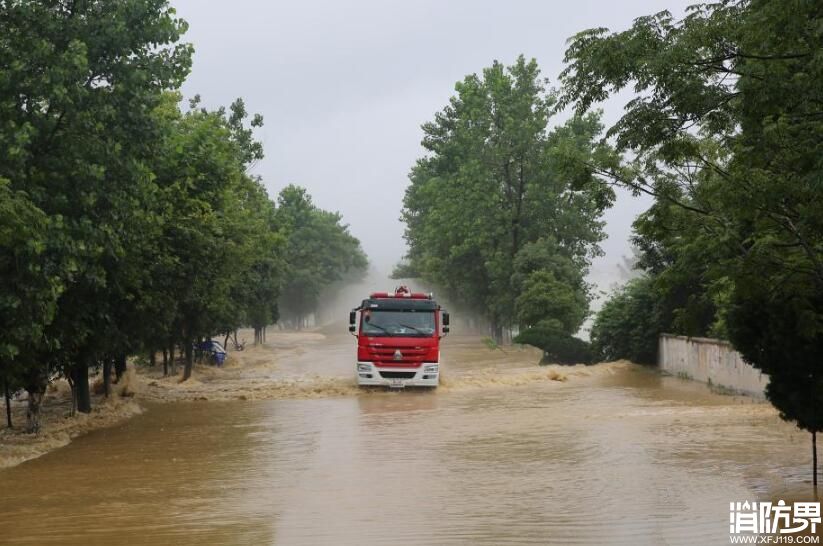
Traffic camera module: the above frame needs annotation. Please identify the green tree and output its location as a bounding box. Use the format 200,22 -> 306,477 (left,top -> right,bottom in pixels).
628,185 -> 736,343
0,181 -> 60,429
151,96 -> 271,381
514,328 -> 594,365
0,0 -> 192,416
0,0 -> 366,425
561,0 -> 823,481
401,56 -> 617,342
276,185 -> 368,329
515,270 -> 587,336
229,175 -> 286,346
590,277 -> 660,365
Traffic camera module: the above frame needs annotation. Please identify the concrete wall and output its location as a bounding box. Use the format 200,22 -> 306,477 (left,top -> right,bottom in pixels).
658,334 -> 769,398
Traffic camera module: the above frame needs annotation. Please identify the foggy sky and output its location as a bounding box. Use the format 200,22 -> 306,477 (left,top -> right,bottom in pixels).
174,0 -> 692,290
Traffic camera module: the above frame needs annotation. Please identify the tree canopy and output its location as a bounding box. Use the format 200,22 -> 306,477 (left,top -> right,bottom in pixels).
563,0 -> 823,478
276,185 -> 368,329
0,0 -> 368,428
590,277 -> 661,365
401,56 -> 618,349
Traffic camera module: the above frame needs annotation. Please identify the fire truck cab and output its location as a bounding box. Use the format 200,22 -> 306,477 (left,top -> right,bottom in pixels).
349,286 -> 449,388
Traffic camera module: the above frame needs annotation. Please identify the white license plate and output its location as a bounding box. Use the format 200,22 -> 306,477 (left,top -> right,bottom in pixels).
390,379 -> 405,388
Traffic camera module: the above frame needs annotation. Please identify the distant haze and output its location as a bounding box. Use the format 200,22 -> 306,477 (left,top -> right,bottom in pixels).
175,0 -> 692,292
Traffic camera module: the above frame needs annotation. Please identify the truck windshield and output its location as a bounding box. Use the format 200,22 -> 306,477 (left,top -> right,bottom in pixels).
361,310 -> 436,337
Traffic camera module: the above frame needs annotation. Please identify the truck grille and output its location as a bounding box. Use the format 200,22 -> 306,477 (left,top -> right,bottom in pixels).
379,371 -> 417,379
369,346 -> 428,367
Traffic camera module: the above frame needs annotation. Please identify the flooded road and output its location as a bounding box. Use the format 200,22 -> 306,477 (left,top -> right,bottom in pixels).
0,333 -> 815,545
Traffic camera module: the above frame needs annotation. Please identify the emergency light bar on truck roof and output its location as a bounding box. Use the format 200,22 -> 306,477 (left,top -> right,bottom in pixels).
368,286 -> 433,299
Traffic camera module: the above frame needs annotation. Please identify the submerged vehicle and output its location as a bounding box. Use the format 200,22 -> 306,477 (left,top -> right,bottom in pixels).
196,340 -> 227,366
349,286 -> 449,388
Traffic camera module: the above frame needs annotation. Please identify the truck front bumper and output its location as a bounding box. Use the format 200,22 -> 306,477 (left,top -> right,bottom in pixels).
356,362 -> 439,388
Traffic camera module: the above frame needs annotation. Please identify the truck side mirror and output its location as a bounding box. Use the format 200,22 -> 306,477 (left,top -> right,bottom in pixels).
442,311 -> 450,334
349,311 -> 357,333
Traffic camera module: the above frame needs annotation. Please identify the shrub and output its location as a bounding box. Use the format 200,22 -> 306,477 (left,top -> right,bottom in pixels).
515,327 -> 594,364
590,277 -> 660,364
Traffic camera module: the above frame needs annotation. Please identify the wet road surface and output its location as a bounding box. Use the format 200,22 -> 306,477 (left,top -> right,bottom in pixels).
0,334 -> 814,545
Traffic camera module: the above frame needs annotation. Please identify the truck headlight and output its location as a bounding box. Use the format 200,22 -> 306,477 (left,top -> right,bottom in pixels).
358,363 -> 372,372
423,365 -> 439,373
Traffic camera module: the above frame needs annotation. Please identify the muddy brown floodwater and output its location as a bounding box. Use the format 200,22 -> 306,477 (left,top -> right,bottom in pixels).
0,332 -> 816,545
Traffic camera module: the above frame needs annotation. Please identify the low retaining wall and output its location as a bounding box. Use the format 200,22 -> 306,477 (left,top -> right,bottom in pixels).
658,334 -> 769,398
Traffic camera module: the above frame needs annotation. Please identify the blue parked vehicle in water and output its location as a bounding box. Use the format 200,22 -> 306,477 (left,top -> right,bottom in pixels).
196,340 -> 227,366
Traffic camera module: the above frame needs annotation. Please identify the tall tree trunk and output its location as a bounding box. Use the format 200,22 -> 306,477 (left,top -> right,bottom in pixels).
169,344 -> 176,375
25,389 -> 44,433
512,156 -> 525,258
24,369 -> 48,433
182,340 -> 194,382
114,354 -> 127,383
72,364 -> 91,414
224,332 -> 231,351
490,315 -> 503,345
162,348 -> 169,377
67,374 -> 76,416
814,431 -> 818,487
4,379 -> 12,429
149,351 -> 156,368
262,326 -> 266,344
103,359 -> 112,398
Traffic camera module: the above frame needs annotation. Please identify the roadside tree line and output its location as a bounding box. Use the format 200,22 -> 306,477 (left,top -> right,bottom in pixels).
571,1 -> 823,481
0,1 -> 366,432
397,0 -> 823,482
398,56 -> 619,360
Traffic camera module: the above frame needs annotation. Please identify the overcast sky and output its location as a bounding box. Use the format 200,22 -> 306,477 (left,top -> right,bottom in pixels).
174,0 -> 692,290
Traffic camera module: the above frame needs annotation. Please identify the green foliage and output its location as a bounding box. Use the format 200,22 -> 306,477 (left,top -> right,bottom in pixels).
149,96 -> 278,356
728,277 -> 823,433
276,185 -> 368,327
514,327 -> 594,365
0,1 -> 369,414
0,181 -> 57,363
590,277 -> 660,365
390,261 -> 420,280
401,56 -> 617,340
515,270 -> 587,336
562,0 -> 823,445
0,0 -> 193,410
0,180 -> 60,394
482,337 -> 500,351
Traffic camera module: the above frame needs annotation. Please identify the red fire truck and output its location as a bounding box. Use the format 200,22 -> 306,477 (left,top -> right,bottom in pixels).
349,286 -> 449,388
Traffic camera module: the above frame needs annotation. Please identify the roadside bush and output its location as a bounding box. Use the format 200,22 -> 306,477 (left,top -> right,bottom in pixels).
515,327 -> 594,365
590,277 -> 660,365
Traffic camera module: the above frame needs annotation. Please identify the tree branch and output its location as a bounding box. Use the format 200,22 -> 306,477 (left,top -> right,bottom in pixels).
589,164 -> 713,216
